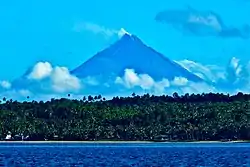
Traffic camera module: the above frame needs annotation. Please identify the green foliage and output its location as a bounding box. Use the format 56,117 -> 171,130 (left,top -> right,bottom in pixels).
0,93 -> 250,141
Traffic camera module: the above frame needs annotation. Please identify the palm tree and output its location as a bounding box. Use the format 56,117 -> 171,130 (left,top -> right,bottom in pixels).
173,92 -> 179,99
88,95 -> 93,102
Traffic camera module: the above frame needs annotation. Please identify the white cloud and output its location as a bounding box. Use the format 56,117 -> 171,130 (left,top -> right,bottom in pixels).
227,57 -> 243,83
154,79 -> 170,94
176,59 -> 226,82
115,69 -> 156,90
3,57 -> 250,101
176,57 -> 250,92
188,13 -> 222,32
139,74 -> 155,90
28,62 -> 53,80
155,7 -> 250,39
229,57 -> 241,71
73,22 -> 130,39
50,66 -> 81,93
171,77 -> 188,86
26,62 -> 81,93
0,80 -> 11,89
73,22 -> 117,37
119,69 -> 141,88
115,68 -> 213,94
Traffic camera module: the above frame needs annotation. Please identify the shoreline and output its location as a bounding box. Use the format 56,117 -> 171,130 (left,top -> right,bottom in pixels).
0,140 -> 249,144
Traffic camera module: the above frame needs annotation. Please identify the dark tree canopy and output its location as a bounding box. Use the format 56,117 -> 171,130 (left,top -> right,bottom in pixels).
0,92 -> 250,141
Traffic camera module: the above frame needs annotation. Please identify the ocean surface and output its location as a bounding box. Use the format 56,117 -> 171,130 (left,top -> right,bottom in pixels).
0,142 -> 250,167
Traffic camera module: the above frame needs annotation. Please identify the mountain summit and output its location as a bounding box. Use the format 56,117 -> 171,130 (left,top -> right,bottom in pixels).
71,34 -> 202,83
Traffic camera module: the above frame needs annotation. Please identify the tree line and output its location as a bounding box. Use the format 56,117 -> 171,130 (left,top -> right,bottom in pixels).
0,92 -> 250,141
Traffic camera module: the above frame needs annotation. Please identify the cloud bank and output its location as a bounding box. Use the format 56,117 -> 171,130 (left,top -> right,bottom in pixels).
176,59 -> 227,83
155,6 -> 250,39
176,57 -> 250,93
115,68 -> 215,95
0,80 -> 11,89
25,62 -> 81,94
1,57 -> 250,101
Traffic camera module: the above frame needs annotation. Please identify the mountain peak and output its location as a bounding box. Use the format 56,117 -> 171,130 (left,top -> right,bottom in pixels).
117,28 -> 144,43
116,32 -> 143,47
118,28 -> 131,38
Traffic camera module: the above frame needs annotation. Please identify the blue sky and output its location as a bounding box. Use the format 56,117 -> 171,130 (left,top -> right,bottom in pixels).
1,0 -> 250,82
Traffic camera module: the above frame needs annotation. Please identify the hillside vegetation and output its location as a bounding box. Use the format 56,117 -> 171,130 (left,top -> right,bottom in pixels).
0,92 -> 250,141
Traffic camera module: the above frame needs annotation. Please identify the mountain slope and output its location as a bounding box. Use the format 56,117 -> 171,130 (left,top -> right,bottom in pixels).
71,34 -> 203,82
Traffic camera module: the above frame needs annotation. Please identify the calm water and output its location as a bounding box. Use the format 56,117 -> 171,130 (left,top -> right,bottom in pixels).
0,142 -> 250,167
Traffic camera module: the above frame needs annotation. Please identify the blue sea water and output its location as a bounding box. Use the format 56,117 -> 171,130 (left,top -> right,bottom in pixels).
0,142 -> 250,167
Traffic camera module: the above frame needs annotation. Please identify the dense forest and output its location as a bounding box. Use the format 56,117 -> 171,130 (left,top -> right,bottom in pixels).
0,92 -> 250,141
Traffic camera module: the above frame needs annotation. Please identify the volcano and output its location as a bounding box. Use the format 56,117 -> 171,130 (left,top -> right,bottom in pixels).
71,33 -> 203,83
10,32 -> 205,97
